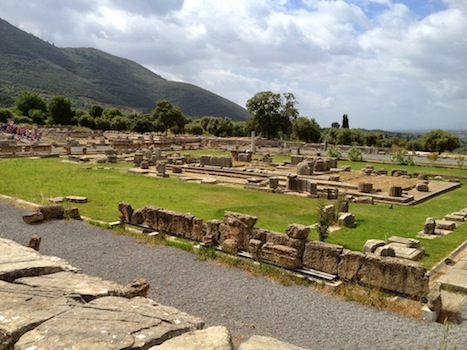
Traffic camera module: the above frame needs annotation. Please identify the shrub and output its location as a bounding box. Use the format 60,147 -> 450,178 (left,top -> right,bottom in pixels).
391,149 -> 415,166
326,145 -> 342,159
348,147 -> 363,162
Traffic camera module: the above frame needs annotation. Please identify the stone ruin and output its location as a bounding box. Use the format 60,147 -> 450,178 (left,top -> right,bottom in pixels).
118,203 -> 429,299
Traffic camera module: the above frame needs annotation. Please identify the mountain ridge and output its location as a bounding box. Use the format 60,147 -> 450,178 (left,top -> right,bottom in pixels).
0,18 -> 250,120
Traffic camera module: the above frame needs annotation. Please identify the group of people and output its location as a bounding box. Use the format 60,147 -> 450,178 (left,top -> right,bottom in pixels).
0,122 -> 42,141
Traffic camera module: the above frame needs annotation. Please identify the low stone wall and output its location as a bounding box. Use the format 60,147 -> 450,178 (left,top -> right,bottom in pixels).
119,203 -> 429,299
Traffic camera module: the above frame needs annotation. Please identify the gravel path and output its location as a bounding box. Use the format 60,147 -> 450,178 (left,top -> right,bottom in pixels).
1,200 -> 466,349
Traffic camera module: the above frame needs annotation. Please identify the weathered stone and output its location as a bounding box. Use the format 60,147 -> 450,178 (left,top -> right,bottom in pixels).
418,173 -> 429,180
49,196 -> 65,203
302,241 -> 343,275
223,212 -> 257,250
156,163 -> 167,176
444,213 -> 465,222
239,335 -> 307,350
416,183 -> 429,192
297,160 -> 314,176
328,175 -> 340,182
375,168 -> 387,175
358,182 -> 373,193
142,206 -> 160,230
338,198 -> 350,213
133,152 -> 144,166
0,238 -> 77,282
221,238 -> 238,255
15,296 -> 204,350
22,211 -> 44,224
0,280 -> 77,350
424,218 -> 436,235
121,277 -> 150,298
354,196 -> 374,205
65,207 -> 81,220
172,165 -> 183,174
356,255 -> 429,297
337,249 -> 365,281
290,155 -> 304,166
130,208 -> 145,225
269,177 -> 279,189
150,326 -> 233,350
388,236 -> 420,249
205,220 -> 223,244
341,165 -> 351,172
362,239 -> 386,254
286,174 -> 299,191
260,243 -> 301,269
436,220 -> 456,231
14,271 -> 124,301
285,224 -> 310,240
26,235 -> 41,251
389,186 -> 402,197
391,169 -> 407,177
118,202 -> 133,222
248,239 -> 263,259
425,283 -> 442,319
65,196 -> 88,203
140,160 -> 149,169
374,245 -> 396,257
39,205 -> 65,220
338,213 -> 355,228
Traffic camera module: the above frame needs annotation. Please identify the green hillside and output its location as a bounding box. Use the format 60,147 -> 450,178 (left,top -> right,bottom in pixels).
0,18 -> 250,120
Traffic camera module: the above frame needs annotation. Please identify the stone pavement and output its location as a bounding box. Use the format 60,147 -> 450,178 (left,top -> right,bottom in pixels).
0,237 -> 308,350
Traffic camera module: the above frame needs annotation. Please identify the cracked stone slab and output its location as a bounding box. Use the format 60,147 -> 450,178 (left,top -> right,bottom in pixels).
14,271 -> 125,302
0,238 -> 77,282
0,280 -> 78,349
15,296 -> 205,350
150,326 -> 233,350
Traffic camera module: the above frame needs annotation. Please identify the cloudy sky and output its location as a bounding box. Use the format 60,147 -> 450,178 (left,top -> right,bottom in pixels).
1,0 -> 466,131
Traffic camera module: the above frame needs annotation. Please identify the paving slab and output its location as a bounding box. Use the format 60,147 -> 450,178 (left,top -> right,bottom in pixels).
15,296 -> 205,350
14,271 -> 125,301
0,238 -> 77,282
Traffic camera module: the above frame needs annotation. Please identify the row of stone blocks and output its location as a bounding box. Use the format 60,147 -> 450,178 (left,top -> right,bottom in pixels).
119,203 -> 429,299
0,237 -> 307,350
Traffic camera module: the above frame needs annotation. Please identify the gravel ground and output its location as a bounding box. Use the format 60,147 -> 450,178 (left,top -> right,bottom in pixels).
1,200 -> 466,350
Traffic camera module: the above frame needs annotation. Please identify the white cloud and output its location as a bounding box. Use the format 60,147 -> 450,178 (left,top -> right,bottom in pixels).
0,0 -> 466,130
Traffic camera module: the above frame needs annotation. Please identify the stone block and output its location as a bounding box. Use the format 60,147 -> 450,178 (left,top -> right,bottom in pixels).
338,213 -> 355,228
269,177 -> 279,189
142,206 -> 160,230
337,249 -> 365,281
39,205 -> 65,220
260,243 -> 301,269
248,239 -> 263,259
290,155 -> 304,166
416,183 -> 429,192
22,211 -> 44,225
424,218 -> 436,235
358,182 -> 373,193
338,199 -> 350,213
354,196 -> 374,205
444,213 -> 465,222
238,335 -> 307,350
374,245 -> 396,257
285,224 -> 310,240
140,160 -> 149,169
363,239 -> 385,254
150,326 -> 233,350
436,220 -> 456,231
130,208 -> 145,225
297,160 -> 314,175
118,202 -> 133,222
65,207 -> 81,220
302,240 -> 344,275
341,165 -> 351,172
221,238 -> 238,255
389,186 -> 402,197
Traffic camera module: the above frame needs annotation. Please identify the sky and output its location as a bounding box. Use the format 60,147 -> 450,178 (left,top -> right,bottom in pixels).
1,0 -> 466,131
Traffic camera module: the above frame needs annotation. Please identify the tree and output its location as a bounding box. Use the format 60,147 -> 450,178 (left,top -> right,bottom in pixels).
246,91 -> 298,139
342,114 -> 349,128
292,117 -> 321,143
14,91 -> 47,116
422,129 -> 461,154
89,105 -> 104,118
152,100 -> 185,136
0,108 -> 13,123
331,122 -> 340,128
48,96 -> 73,125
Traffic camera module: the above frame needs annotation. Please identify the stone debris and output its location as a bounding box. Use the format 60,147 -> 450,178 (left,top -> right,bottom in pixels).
150,326 -> 233,350
65,195 -> 88,203
26,235 -> 41,251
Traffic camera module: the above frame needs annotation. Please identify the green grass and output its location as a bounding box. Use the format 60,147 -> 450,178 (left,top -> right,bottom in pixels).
0,157 -> 466,269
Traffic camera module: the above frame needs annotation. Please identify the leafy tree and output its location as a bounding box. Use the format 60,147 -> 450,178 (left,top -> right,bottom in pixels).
342,114 -> 349,128
0,108 -> 13,123
28,109 -> 46,124
14,91 -> 47,116
422,129 -> 461,153
102,108 -> 123,119
185,121 -> 204,135
246,91 -> 298,139
331,122 -> 340,128
110,115 -> 130,131
292,117 -> 321,143
48,96 -> 73,125
232,121 -> 247,137
130,114 -> 155,133
391,149 -> 415,166
152,100 -> 185,136
78,114 -> 96,129
89,105 -> 104,118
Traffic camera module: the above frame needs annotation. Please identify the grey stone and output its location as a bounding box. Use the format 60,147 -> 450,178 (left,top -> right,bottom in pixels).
358,182 -> 373,193
150,326 -> 233,350
39,205 -> 65,220
338,213 -> 355,228
22,211 -> 44,224
363,239 -> 385,254
374,245 -> 396,257
436,220 -> 456,231
15,296 -> 204,350
416,183 -> 429,192
239,335 -> 307,350
65,196 -> 88,203
354,196 -> 374,205
26,235 -> 41,251
424,218 -> 436,235
389,186 -> 402,197
302,241 -> 343,275
65,207 -> 81,220
285,224 -> 310,240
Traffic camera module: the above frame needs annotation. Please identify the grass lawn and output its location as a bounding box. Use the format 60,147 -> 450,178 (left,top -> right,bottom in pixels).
0,157 -> 466,269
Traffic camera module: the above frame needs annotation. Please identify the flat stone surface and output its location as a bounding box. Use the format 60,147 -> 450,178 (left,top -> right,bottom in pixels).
15,296 -> 205,350
238,335 -> 309,350
15,271 -> 124,301
66,195 -> 88,203
150,326 -> 233,350
0,238 -> 77,282
386,243 -> 424,261
436,220 -> 457,231
0,280 -> 77,349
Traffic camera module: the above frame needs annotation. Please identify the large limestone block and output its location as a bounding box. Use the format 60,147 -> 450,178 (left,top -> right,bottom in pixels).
0,238 -> 77,282
38,205 -> 65,220
356,255 -> 429,298
15,296 -> 204,350
118,202 -> 133,222
337,213 -> 355,228
260,243 -> 301,269
150,326 -> 233,350
0,280 -> 77,349
142,206 -> 161,230
286,224 -> 310,240
239,335 -> 308,350
223,212 -> 257,250
302,241 -> 344,275
14,271 -> 124,302
265,232 -> 305,257
362,239 -> 385,254
337,249 -> 365,281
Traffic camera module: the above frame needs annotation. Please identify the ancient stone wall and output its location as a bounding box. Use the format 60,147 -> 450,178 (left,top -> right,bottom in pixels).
119,203 -> 429,299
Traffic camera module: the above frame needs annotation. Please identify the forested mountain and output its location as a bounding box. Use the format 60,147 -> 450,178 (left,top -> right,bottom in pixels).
0,18 -> 250,120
